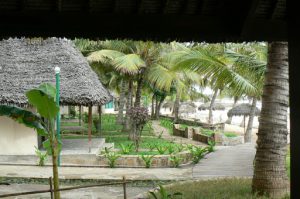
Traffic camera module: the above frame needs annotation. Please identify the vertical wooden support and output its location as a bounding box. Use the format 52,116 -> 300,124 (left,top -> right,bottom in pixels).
79,105 -> 82,126
98,105 -> 102,136
88,105 -> 92,153
49,177 -> 53,199
122,176 -> 127,199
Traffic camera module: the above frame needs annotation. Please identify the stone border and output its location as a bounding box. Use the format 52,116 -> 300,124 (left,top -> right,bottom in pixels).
96,151 -> 193,168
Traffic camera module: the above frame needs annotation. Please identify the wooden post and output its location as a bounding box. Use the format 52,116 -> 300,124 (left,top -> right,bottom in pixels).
243,116 -> 246,134
49,177 -> 53,199
88,105 -> 92,153
122,176 -> 127,199
79,105 -> 82,126
98,105 -> 102,136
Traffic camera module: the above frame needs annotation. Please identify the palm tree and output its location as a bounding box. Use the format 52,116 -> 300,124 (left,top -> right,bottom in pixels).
252,42 -> 290,198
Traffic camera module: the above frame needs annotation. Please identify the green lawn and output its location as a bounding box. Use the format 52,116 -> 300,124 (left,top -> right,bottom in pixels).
149,178 -> 290,199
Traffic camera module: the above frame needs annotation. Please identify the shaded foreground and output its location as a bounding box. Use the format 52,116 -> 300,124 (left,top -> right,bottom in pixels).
146,178 -> 290,199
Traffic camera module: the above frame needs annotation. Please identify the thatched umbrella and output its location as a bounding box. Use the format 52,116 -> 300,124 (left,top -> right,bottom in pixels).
198,102 -> 226,111
0,38 -> 112,106
179,104 -> 196,114
0,38 -> 112,151
227,103 -> 260,133
162,101 -> 174,110
181,101 -> 197,108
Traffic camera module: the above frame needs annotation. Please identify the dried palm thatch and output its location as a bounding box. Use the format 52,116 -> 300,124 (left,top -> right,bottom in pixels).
0,38 -> 112,107
198,102 -> 226,111
181,101 -> 197,108
179,104 -> 196,114
227,103 -> 260,117
162,101 -> 174,109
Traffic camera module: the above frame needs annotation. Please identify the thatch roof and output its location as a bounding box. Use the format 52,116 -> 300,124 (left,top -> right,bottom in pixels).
198,102 -> 226,111
162,101 -> 174,109
227,103 -> 260,117
0,38 -> 112,107
179,104 -> 196,114
181,101 -> 197,108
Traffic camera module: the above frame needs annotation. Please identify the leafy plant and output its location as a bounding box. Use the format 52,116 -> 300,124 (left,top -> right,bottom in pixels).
141,154 -> 155,168
68,106 -> 76,118
207,140 -> 216,152
169,155 -> 182,168
104,147 -> 121,168
147,143 -> 156,152
35,146 -> 48,166
167,145 -> 175,154
149,185 -> 183,199
176,144 -> 185,153
156,145 -> 167,155
119,143 -> 134,154
189,146 -> 207,164
0,83 -> 61,199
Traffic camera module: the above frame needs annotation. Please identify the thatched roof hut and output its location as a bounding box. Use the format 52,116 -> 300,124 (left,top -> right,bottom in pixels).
162,101 -> 174,109
179,104 -> 196,114
181,101 -> 197,108
227,103 -> 260,117
198,102 -> 226,111
0,38 -> 112,107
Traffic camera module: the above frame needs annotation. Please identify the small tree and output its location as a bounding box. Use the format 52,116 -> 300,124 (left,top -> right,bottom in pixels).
127,107 -> 149,152
0,83 -> 61,199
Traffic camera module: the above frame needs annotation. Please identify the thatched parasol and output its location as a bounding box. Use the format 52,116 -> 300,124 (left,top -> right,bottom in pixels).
0,38 -> 112,107
181,101 -> 197,108
227,103 -> 260,117
162,101 -> 174,109
198,102 -> 226,111
179,104 -> 196,114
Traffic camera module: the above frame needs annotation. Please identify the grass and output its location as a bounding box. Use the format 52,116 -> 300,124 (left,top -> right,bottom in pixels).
224,132 -> 238,138
150,178 -> 290,199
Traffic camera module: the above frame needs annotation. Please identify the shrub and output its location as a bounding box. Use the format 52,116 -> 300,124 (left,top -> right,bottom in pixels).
167,145 -> 176,154
104,147 -> 121,168
176,144 -> 185,153
119,143 -> 134,154
35,146 -> 48,166
169,155 -> 182,168
206,140 -> 216,152
189,146 -> 207,164
156,145 -> 168,155
69,106 -> 76,118
149,185 -> 183,199
147,143 -> 156,152
141,154 -> 155,168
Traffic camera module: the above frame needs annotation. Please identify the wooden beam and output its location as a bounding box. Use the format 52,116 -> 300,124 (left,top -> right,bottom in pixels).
88,105 -> 92,153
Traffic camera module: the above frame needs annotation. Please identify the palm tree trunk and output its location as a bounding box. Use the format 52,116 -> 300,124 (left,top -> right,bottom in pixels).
124,80 -> 133,132
151,94 -> 155,118
173,90 -> 181,123
116,79 -> 126,124
208,89 -> 218,124
244,97 -> 257,143
226,96 -> 238,124
155,96 -> 165,119
134,75 -> 144,107
252,42 -> 290,198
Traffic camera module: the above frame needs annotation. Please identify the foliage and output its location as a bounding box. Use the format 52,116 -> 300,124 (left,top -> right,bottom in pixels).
169,155 -> 182,168
156,145 -> 168,155
176,144 -> 185,153
149,185 -> 183,199
224,132 -> 238,138
104,147 -> 121,168
207,140 -> 216,152
160,119 -> 173,135
35,146 -> 48,166
189,146 -> 207,164
68,106 -> 76,118
141,154 -> 155,168
167,145 -> 176,154
147,143 -> 157,152
153,178 -> 289,199
119,143 -> 134,154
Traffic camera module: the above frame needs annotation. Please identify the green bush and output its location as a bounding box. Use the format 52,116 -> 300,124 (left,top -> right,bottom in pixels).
35,146 -> 48,166
141,154 -> 155,168
169,155 -> 182,168
189,146 -> 207,164
104,147 -> 121,168
119,143 -> 134,154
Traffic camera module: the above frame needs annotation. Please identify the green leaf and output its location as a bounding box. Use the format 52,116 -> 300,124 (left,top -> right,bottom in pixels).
26,83 -> 59,119
42,139 -> 52,155
0,105 -> 47,136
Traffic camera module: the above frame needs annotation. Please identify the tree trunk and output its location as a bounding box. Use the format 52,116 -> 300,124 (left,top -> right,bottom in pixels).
79,105 -> 82,126
49,120 -> 60,199
134,75 -> 144,107
151,94 -> 155,118
252,42 -> 290,198
244,97 -> 257,143
208,89 -> 218,124
226,96 -> 238,124
124,80 -> 133,133
155,96 -> 165,119
173,91 -> 180,123
116,80 -> 126,124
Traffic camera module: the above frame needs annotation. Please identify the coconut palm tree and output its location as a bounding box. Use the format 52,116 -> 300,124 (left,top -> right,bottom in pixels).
252,42 -> 290,198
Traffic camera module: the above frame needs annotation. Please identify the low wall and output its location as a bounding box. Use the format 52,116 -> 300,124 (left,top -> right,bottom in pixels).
160,115 -> 225,130
97,151 -> 192,168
